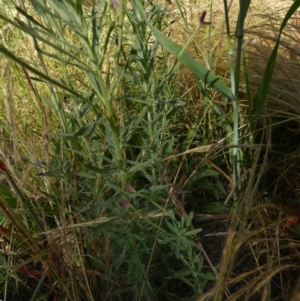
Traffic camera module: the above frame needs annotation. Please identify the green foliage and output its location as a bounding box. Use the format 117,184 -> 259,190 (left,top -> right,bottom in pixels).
0,0 -> 201,299
0,0 -> 299,300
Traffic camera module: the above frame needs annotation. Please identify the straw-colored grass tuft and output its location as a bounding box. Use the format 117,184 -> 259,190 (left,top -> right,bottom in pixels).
163,2 -> 300,299
169,0 -> 300,114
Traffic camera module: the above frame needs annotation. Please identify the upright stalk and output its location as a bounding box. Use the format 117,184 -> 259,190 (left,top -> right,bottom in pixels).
224,0 -> 250,201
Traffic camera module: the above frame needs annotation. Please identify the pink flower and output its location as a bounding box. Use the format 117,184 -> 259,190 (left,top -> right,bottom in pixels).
119,200 -> 132,208
112,0 -> 119,11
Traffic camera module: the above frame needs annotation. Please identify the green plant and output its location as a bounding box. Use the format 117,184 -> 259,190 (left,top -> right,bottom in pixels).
0,0 -> 210,299
1,0 -> 300,300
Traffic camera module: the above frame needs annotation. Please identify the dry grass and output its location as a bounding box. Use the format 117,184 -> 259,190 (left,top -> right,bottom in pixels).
170,0 -> 300,113
160,1 -> 300,300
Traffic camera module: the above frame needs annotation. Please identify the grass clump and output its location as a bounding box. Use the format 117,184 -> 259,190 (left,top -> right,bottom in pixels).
1,0 -> 300,300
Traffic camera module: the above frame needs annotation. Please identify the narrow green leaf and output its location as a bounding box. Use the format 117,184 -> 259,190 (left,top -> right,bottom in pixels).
173,269 -> 192,278
166,99 -> 186,106
123,105 -> 148,143
184,228 -> 202,236
85,164 -> 118,174
251,0 -> 300,129
73,124 -> 93,137
15,5 -> 49,31
127,156 -> 158,173
0,184 -> 17,208
166,221 -> 177,234
0,45 -> 85,101
29,267 -> 49,301
147,185 -> 167,193
188,169 -> 219,187
105,120 -> 115,149
186,211 -> 194,228
201,272 -> 217,281
132,0 -> 235,101
147,23 -> 236,101
91,3 -> 103,52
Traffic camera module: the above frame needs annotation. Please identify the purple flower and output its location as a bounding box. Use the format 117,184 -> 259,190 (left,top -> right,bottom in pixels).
112,0 -> 119,11
119,200 -> 132,208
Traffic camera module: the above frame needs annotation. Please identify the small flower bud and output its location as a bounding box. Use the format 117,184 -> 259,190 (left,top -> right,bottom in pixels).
0,160 -> 7,171
124,184 -> 136,193
112,0 -> 119,11
119,200 -> 132,208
